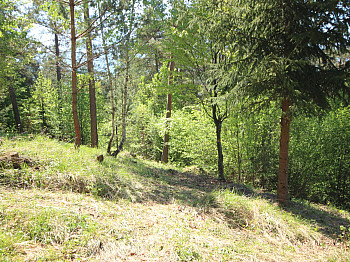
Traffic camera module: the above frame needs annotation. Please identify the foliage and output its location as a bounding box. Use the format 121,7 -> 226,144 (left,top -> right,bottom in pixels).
168,107 -> 216,169
0,0 -> 38,133
0,0 -> 350,211
222,101 -> 280,186
289,107 -> 350,209
128,103 -> 164,160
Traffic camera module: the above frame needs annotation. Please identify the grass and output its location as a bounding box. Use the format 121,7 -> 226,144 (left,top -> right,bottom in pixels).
0,134 -> 349,261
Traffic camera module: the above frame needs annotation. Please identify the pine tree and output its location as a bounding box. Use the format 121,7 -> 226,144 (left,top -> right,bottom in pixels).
214,0 -> 350,205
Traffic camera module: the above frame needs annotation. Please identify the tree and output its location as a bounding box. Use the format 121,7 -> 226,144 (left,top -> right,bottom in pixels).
8,78 -> 24,133
111,0 -> 138,156
42,0 -> 128,147
66,0 -> 81,147
111,34 -> 131,156
161,59 -> 175,163
164,1 -> 234,180
135,1 -> 167,78
212,0 -> 350,205
32,0 -> 69,136
0,0 -> 37,133
84,3 -> 98,147
99,1 -> 116,154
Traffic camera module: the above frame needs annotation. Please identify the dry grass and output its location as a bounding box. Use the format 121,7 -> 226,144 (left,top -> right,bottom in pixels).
1,187 -> 349,261
0,135 -> 349,261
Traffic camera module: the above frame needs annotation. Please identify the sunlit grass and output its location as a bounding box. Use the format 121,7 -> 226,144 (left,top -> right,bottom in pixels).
0,135 -> 349,261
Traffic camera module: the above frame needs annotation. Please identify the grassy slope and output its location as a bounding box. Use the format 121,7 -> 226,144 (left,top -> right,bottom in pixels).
0,135 -> 349,261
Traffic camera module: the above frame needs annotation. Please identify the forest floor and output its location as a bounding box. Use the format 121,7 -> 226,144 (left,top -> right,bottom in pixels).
0,135 -> 349,261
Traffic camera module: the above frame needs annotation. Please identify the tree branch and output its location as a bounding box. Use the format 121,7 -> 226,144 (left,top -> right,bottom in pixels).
76,8 -> 109,39
56,0 -> 69,5
76,35 -> 127,69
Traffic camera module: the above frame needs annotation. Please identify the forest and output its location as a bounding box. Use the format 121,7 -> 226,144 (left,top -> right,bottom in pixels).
1,0 -> 350,208
1,0 -> 350,260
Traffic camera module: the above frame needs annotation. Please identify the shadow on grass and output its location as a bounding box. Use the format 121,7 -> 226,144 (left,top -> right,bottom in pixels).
1,151 -> 348,243
285,201 -> 349,240
103,155 -> 227,205
100,155 -> 350,242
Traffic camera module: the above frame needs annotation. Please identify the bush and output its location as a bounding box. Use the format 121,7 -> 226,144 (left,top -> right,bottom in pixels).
289,107 -> 350,209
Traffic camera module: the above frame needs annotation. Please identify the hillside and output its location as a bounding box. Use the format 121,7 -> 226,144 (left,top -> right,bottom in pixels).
0,135 -> 349,261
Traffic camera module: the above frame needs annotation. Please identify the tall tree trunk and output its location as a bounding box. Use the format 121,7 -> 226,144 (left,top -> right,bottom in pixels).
209,53 -> 227,181
161,60 -> 175,163
85,4 -> 98,148
111,1 -> 136,157
277,97 -> 291,205
55,32 -> 63,138
112,42 -> 129,156
69,0 -> 81,147
99,4 -> 115,155
8,79 -> 23,133
55,33 -> 62,83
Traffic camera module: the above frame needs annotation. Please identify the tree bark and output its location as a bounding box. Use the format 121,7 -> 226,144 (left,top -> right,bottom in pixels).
70,0 -> 81,147
213,103 -> 225,181
236,128 -> 241,183
8,80 -> 23,133
215,117 -> 225,181
261,136 -> 267,188
85,5 -> 98,148
277,97 -> 291,206
161,60 -> 175,163
209,52 -> 227,181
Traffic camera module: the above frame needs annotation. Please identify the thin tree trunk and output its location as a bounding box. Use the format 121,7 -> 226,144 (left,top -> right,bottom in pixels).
55,33 -> 62,83
215,118 -> 225,181
236,127 -> 241,183
261,136 -> 267,188
111,0 -> 136,157
155,48 -> 159,73
69,0 -> 81,147
55,32 -> 63,138
112,43 -> 129,156
209,52 -> 227,181
8,79 -> 23,133
277,97 -> 291,206
85,5 -> 98,147
40,97 -> 47,129
161,94 -> 172,163
99,4 -> 115,155
213,103 -> 225,181
161,60 -> 175,163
